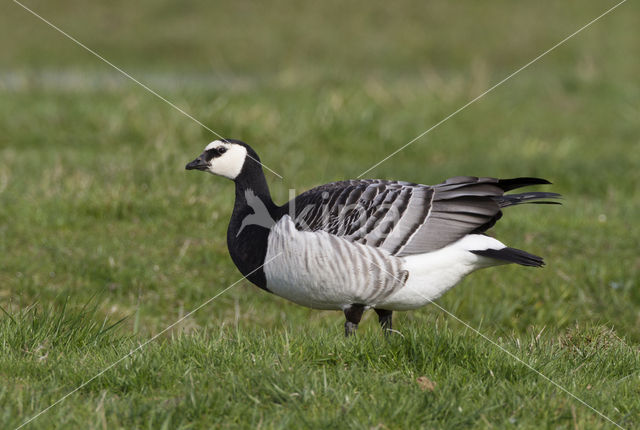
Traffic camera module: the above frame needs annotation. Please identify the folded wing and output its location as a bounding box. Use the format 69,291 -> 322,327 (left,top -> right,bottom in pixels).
285,177 -> 559,256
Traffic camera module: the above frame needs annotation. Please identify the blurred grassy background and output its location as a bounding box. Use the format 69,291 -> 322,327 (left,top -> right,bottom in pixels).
1,0 -> 639,428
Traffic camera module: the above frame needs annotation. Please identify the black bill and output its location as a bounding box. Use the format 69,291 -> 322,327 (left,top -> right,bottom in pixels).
185,157 -> 209,171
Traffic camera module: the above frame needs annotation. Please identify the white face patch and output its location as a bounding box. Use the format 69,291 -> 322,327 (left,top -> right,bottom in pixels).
204,140 -> 247,180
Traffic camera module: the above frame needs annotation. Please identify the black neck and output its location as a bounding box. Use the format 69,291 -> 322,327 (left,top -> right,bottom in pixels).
231,157 -> 278,220
226,158 -> 279,291
235,159 -> 273,204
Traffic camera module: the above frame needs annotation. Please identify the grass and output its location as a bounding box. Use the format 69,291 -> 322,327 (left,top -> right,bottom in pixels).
1,303 -> 638,429
1,0 -> 639,428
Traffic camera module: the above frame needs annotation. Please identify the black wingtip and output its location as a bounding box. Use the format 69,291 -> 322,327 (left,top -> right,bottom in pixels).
498,177 -> 552,192
527,201 -> 563,205
497,191 -> 562,208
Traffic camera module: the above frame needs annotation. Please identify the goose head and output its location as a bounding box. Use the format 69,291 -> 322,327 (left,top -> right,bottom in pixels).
185,139 -> 259,181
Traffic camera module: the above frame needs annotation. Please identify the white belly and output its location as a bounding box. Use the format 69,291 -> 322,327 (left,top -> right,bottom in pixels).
264,216 -> 407,310
264,217 -> 506,311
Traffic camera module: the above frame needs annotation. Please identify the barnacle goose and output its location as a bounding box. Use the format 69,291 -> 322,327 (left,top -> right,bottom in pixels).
186,139 -> 560,336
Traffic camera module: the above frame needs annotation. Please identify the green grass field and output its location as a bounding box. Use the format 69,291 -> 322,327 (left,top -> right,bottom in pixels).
1,0 -> 639,428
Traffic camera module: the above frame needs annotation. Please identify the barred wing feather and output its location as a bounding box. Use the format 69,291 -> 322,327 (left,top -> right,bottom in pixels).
286,176 -> 556,256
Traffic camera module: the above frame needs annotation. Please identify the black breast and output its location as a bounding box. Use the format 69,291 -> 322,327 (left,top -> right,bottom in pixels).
226,207 -> 272,292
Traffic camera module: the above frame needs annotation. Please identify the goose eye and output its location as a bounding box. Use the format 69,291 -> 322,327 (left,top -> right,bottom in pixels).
218,147 -> 227,154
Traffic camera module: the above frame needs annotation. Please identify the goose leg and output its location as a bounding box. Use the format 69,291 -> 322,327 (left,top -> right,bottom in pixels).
375,309 -> 393,334
344,304 -> 366,337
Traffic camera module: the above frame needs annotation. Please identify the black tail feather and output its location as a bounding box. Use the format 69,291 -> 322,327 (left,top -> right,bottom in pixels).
472,247 -> 544,267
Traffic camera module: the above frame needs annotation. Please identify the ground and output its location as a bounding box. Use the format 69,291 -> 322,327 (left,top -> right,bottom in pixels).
0,0 -> 639,428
